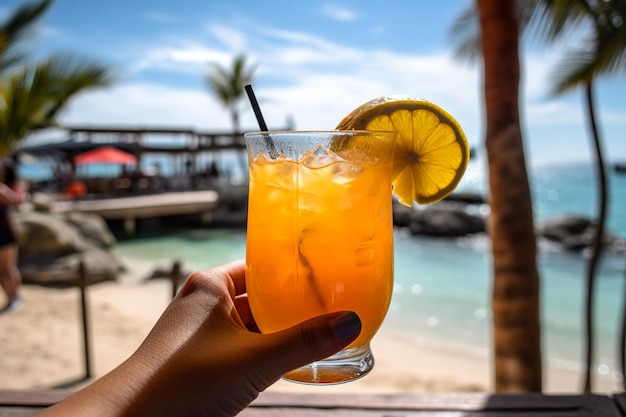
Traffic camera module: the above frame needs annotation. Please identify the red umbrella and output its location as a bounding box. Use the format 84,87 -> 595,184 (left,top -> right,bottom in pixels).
72,146 -> 137,165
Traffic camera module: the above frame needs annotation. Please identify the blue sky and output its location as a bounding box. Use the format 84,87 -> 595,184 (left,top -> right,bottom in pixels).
2,0 -> 625,166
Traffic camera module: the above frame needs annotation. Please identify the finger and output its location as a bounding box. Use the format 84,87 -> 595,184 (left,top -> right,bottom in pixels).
234,295 -> 259,332
214,259 -> 246,296
258,311 -> 361,381
176,260 -> 245,301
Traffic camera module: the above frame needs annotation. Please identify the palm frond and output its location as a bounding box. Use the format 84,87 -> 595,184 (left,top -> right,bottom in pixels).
596,37 -> 626,76
0,53 -> 112,147
206,54 -> 256,108
593,0 -> 626,77
35,53 -> 113,120
0,70 -> 37,150
548,0 -> 626,93
0,0 -> 53,75
448,5 -> 481,64
206,64 -> 231,105
550,48 -> 596,93
448,0 -> 555,63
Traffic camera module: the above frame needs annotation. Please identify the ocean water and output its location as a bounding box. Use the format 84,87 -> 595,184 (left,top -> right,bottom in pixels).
109,160 -> 625,385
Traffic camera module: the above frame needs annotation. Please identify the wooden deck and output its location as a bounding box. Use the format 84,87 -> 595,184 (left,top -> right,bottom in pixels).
0,390 -> 623,416
50,190 -> 219,234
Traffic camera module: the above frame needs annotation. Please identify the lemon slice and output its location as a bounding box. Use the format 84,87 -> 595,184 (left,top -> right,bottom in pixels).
336,96 -> 470,206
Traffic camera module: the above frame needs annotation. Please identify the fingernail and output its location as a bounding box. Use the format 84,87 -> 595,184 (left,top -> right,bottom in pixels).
331,312 -> 361,343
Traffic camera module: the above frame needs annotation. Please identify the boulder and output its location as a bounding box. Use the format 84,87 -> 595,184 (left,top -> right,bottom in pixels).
392,198 -> 486,237
538,215 -> 626,252
14,210 -> 124,286
17,211 -> 88,261
63,211 -> 116,248
29,192 -> 55,212
443,192 -> 486,205
407,207 -> 486,237
18,246 -> 124,286
392,202 -> 416,228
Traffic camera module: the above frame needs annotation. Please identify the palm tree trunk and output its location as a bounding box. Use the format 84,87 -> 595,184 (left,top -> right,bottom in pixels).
477,0 -> 542,392
582,79 -> 608,393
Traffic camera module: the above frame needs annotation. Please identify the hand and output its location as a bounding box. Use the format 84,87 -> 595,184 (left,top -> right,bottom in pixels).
38,260 -> 362,417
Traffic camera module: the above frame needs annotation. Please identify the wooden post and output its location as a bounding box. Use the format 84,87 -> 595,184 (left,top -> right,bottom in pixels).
78,261 -> 92,379
171,261 -> 182,299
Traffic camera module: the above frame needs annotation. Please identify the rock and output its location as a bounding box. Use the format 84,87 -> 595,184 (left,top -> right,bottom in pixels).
19,247 -> 124,286
392,191 -> 487,237
407,207 -> 486,237
443,192 -> 486,205
64,211 -> 116,248
14,210 -> 123,286
29,192 -> 55,212
392,202 -> 416,228
540,216 -> 591,241
393,198 -> 486,237
538,215 -> 626,252
17,211 -> 88,261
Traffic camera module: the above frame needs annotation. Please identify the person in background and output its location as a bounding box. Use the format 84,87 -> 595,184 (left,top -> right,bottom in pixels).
37,260 -> 362,417
0,160 -> 24,313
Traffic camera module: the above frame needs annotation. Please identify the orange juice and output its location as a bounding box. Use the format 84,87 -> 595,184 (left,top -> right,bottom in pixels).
245,131 -> 395,352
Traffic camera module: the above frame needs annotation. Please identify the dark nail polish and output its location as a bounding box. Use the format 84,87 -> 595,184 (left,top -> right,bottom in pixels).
331,312 -> 361,342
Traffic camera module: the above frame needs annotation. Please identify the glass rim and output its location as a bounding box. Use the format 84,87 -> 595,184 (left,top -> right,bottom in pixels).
244,129 -> 396,136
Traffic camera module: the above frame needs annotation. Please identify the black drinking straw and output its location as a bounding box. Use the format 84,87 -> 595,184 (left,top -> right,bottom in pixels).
245,84 -> 268,131
244,84 -> 278,158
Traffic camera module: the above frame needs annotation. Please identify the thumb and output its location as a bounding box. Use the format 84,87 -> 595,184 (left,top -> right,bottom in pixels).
258,311 -> 362,381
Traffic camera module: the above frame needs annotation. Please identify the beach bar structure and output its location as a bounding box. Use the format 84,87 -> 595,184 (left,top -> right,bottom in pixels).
15,125 -> 253,174
13,126 -> 260,232
51,190 -> 219,234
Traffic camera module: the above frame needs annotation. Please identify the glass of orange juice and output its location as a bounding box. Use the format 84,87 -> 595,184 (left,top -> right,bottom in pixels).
244,130 -> 397,384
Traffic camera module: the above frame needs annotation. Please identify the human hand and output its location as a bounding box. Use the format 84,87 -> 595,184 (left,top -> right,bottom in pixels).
39,260 -> 361,417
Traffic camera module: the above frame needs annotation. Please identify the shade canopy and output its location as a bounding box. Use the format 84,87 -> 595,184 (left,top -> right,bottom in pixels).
72,146 -> 137,166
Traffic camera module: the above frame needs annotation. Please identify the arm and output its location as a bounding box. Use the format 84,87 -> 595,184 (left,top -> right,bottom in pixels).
0,183 -> 21,207
37,260 -> 361,417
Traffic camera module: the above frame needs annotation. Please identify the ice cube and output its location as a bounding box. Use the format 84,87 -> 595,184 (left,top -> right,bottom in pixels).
332,162 -> 364,184
354,242 -> 376,267
264,159 -> 297,190
302,146 -> 337,169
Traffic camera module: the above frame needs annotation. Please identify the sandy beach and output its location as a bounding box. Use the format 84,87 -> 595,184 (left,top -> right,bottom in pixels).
0,254 -> 621,395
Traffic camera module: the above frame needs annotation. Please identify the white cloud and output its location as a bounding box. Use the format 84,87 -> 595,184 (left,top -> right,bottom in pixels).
207,23 -> 248,51
57,22 -> 484,143
57,83 -> 234,131
127,41 -> 228,74
49,18 -> 626,164
320,4 -> 358,22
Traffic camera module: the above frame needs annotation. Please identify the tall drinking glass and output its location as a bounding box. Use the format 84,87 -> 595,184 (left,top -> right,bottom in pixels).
245,130 -> 396,384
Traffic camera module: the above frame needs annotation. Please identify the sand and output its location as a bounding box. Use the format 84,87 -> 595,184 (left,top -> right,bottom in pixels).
0,254 -> 621,395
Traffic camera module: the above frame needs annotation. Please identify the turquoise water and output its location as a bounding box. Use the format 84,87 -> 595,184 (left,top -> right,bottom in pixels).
111,161 -> 625,383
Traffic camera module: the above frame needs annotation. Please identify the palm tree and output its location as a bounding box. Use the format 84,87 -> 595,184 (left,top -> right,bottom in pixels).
469,0 -> 543,392
0,0 -> 51,75
206,54 -> 256,178
524,0 -> 626,393
206,54 -> 256,135
0,0 -> 112,156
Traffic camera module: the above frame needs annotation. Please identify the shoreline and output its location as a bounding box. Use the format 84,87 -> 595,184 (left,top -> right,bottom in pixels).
0,253 -> 621,394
